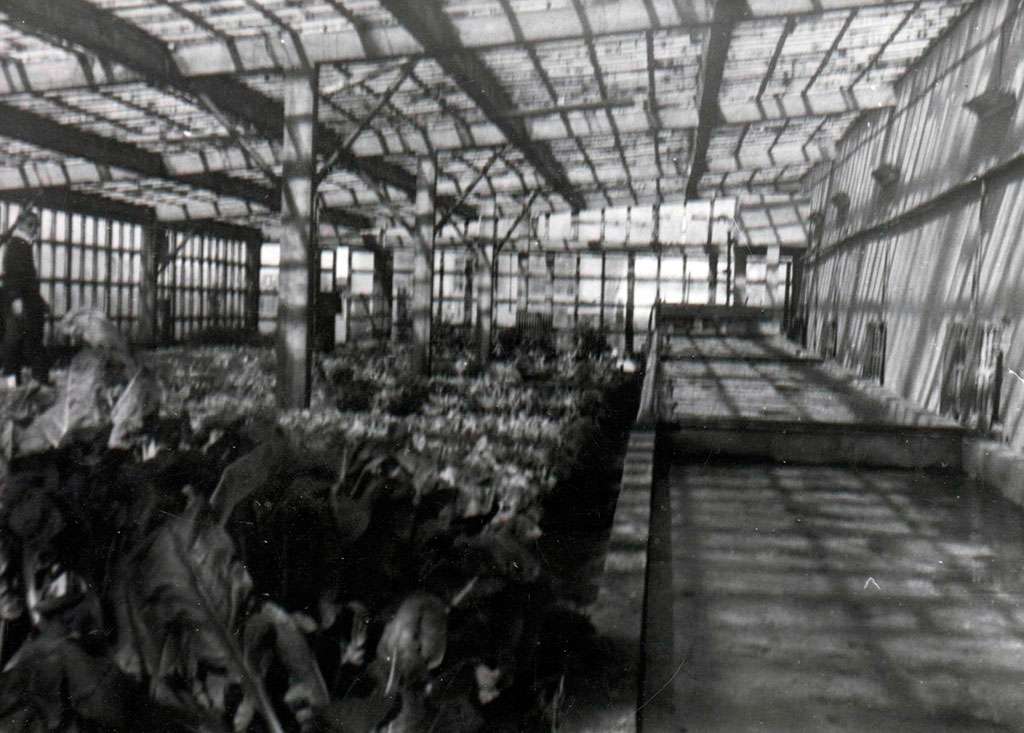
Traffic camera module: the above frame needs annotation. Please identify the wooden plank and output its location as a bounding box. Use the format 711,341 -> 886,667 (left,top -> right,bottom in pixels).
0,0 -> 472,224
686,0 -> 750,200
413,156 -> 436,375
476,245 -> 493,365
380,1 -> 584,211
0,1 -> 930,91
276,69 -> 318,409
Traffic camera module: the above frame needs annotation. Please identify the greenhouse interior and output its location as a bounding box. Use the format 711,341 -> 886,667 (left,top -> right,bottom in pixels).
0,0 -> 1023,731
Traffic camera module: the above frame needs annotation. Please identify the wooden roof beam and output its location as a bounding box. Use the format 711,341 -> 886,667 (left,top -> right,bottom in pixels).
0,0 -> 474,225
707,143 -> 830,173
685,0 -> 750,201
0,186 -> 156,223
850,1 -> 922,87
569,0 -> 638,205
646,30 -> 665,205
0,0 -> 948,92
801,9 -> 859,95
0,102 -> 279,211
340,0 -> 584,210
495,0 -> 606,208
0,185 -> 264,242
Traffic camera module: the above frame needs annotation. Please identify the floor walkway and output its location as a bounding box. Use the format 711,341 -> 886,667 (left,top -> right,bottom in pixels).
643,333 -> 1024,731
658,462 -> 1024,732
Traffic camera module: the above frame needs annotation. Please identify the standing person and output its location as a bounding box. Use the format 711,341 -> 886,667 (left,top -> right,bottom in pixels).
2,211 -> 48,385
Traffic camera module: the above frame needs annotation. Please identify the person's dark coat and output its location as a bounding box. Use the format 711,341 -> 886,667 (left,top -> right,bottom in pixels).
1,234 -> 47,380
3,235 -> 44,316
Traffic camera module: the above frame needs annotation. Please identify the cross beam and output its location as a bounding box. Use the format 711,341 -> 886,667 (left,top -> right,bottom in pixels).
0,102 -> 278,211
686,0 -> 750,201
0,0 -> 475,223
0,1 -> 943,92
379,0 -> 585,212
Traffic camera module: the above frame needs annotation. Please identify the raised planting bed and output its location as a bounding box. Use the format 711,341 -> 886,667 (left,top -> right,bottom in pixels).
0,311 -> 640,732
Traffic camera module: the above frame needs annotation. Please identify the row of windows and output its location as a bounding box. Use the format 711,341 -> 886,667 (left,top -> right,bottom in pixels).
0,202 -> 254,343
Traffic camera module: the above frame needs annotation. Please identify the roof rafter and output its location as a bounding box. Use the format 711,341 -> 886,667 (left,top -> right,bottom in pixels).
0,0 -> 944,93
495,0 -> 608,207
0,101 -> 278,210
378,0 -> 585,211
569,0 -> 638,205
645,30 -> 665,205
0,0 -> 472,225
850,1 -> 922,87
685,0 -> 750,200
802,8 -> 859,95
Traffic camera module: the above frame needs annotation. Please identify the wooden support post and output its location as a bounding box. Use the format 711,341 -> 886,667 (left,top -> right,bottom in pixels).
391,279 -> 402,344
463,254 -> 473,328
766,244 -> 781,309
732,246 -> 747,307
276,69 -> 319,409
655,250 -> 662,304
573,254 -> 581,328
244,235 -> 262,333
599,253 -> 607,331
789,256 -> 805,341
139,224 -> 162,345
724,237 -> 733,306
517,251 -> 529,314
682,252 -> 688,303
476,245 -> 493,365
435,247 -> 445,321
413,155 -> 436,375
707,249 -> 719,305
544,253 -> 555,321
625,252 -> 636,354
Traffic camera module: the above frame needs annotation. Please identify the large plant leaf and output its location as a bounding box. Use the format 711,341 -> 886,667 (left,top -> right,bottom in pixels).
108,367 -> 162,449
116,497 -> 287,733
377,593 -> 448,692
0,633 -> 144,732
1,632 -> 225,733
19,350 -> 108,452
59,307 -> 135,369
257,603 -> 329,728
209,428 -> 290,524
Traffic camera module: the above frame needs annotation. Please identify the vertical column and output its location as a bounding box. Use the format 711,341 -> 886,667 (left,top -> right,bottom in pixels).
516,251 -> 529,314
244,235 -> 262,333
706,248 -> 719,305
790,257 -> 805,342
373,245 -> 393,339
139,223 -> 162,345
573,254 -> 581,327
413,155 -> 436,375
277,68 -> 319,409
724,237 -> 732,306
766,244 -> 781,309
544,253 -> 555,321
732,247 -> 747,307
476,246 -> 493,365
625,252 -> 636,354
463,254 -> 474,328
435,248 -> 445,321
682,252 -> 688,303
390,236 -> 402,345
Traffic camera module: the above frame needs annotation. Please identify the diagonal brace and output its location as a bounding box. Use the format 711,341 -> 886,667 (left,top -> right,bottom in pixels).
315,59 -> 417,187
495,190 -> 540,255
434,145 -> 509,235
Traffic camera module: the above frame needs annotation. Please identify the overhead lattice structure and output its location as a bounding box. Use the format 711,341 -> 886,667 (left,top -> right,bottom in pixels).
0,0 -> 974,244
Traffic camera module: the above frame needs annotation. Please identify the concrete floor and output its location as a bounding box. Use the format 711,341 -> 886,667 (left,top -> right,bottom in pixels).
658,462 -> 1024,732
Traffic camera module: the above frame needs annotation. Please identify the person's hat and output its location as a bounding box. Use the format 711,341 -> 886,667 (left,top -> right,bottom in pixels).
14,210 -> 39,234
